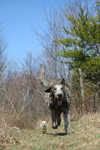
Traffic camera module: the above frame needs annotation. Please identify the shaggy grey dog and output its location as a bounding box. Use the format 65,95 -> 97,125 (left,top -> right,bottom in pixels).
40,65 -> 71,134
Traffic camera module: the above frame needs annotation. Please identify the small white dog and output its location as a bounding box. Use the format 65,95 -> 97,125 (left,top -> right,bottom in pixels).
40,121 -> 47,134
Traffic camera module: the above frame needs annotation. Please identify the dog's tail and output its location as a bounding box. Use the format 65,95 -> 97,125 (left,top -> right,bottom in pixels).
40,64 -> 49,89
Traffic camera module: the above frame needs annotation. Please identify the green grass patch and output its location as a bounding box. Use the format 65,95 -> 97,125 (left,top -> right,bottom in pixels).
1,114 -> 100,150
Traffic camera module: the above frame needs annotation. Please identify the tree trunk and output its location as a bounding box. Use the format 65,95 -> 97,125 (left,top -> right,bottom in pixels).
79,68 -> 84,112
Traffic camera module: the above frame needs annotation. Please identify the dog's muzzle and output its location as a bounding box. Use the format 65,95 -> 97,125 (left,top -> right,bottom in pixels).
56,94 -> 63,106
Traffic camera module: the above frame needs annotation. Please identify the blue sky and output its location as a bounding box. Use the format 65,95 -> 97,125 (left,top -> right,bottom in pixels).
0,0 -> 65,62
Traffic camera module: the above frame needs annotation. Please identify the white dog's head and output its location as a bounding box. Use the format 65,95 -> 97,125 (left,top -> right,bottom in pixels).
40,121 -> 47,128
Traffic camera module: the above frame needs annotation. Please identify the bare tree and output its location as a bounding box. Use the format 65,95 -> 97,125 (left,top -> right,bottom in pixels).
35,8 -> 69,80
0,29 -> 7,77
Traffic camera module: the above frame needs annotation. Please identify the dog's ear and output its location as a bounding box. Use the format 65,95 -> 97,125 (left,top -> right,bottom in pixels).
45,87 -> 51,93
61,78 -> 65,85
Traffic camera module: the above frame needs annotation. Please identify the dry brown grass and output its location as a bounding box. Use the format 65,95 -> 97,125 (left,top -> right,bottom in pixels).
78,113 -> 100,128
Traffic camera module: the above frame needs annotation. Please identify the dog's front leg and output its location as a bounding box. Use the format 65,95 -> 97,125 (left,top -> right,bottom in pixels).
64,111 -> 71,134
57,112 -> 61,126
51,109 -> 58,129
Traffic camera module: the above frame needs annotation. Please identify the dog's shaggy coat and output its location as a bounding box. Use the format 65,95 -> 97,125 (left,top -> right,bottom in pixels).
40,65 -> 71,134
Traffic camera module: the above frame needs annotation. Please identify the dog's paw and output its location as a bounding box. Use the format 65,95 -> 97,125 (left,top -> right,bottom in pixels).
65,130 -> 72,135
52,125 -> 58,129
43,131 -> 46,134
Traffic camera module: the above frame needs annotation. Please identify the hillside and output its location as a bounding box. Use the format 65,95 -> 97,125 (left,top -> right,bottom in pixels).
1,113 -> 100,150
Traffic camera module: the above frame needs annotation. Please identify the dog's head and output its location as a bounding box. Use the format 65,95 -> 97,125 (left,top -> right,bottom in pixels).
45,78 -> 66,106
41,121 -> 47,127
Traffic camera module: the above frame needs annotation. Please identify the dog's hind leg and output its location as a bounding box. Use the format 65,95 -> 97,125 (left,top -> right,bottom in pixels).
64,111 -> 71,134
51,110 -> 58,129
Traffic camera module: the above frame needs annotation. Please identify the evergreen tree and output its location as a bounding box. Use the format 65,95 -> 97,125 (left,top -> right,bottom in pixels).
57,1 -> 100,85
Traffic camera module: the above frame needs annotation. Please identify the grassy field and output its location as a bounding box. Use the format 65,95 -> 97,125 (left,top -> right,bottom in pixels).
1,113 -> 100,150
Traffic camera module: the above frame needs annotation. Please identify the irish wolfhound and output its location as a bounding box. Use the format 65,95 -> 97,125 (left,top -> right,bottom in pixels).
40,65 -> 71,134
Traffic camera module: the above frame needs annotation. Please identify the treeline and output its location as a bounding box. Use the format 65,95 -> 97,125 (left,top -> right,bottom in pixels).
0,0 -> 100,134
0,51 -> 50,132
40,0 -> 100,117
57,0 -> 100,116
